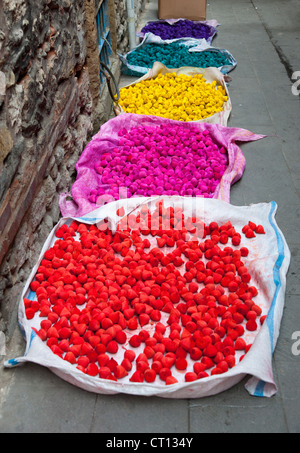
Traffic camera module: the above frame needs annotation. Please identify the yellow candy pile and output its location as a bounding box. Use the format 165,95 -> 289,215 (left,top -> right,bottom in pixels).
118,73 -> 228,121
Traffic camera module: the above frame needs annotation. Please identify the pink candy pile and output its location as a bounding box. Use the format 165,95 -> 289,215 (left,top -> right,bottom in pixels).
89,123 -> 228,203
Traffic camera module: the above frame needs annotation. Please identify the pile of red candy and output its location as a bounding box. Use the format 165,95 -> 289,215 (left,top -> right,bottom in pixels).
24,201 -> 266,385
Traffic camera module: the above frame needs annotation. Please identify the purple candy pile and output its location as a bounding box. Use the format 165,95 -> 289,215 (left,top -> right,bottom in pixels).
89,123 -> 228,204
140,20 -> 216,41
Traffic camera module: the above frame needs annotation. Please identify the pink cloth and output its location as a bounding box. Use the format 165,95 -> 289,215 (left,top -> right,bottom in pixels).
59,114 -> 266,218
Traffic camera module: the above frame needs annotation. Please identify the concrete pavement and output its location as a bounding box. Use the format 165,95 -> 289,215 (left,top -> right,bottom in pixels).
0,0 -> 299,433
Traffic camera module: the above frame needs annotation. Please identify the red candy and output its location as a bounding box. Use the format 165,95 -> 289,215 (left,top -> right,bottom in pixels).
242,221 -> 266,239
130,370 -> 144,382
86,363 -> 99,376
114,365 -> 128,379
185,372 -> 198,382
144,369 -> 156,383
245,229 -> 256,239
246,320 -> 258,331
175,357 -> 188,370
255,225 -> 265,234
25,308 -> 35,320
166,376 -> 178,385
235,338 -> 246,351
23,202 -> 265,386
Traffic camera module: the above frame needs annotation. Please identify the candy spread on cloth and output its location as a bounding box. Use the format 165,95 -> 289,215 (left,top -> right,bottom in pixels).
90,123 -> 229,202
60,114 -> 264,217
6,198 -> 290,398
118,72 -> 228,121
127,42 -> 233,72
140,20 -> 217,42
58,114 -> 266,219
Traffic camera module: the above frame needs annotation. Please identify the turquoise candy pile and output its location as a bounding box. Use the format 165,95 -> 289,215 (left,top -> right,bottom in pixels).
127,42 -> 233,71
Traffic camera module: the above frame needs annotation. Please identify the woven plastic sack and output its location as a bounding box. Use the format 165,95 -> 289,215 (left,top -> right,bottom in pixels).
120,33 -> 237,78
114,62 -> 232,126
58,113 -> 265,219
137,19 -> 219,45
4,197 -> 290,399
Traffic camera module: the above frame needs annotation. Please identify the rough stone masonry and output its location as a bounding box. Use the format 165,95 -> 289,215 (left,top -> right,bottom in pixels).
114,0 -> 148,53
0,0 -> 94,338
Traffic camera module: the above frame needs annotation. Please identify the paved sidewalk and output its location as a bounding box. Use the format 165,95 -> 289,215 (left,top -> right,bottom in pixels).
1,0 -> 300,433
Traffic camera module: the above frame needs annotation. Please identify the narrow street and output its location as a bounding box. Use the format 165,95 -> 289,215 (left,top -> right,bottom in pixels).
0,0 -> 300,433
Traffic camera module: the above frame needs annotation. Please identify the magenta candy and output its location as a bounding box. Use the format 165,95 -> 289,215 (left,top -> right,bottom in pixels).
89,124 -> 229,203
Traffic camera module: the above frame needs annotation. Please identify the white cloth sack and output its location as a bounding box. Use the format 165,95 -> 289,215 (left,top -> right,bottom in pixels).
4,197 -> 290,399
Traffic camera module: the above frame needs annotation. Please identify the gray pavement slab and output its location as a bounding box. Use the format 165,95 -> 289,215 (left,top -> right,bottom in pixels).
1,0 -> 300,434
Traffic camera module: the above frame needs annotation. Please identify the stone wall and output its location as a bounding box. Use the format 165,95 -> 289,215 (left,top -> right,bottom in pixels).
0,0 -> 94,337
114,0 -> 147,54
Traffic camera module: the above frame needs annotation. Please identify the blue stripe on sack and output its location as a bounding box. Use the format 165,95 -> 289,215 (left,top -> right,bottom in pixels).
266,201 -> 286,354
7,358 -> 21,367
76,217 -> 99,222
253,379 -> 266,397
23,329 -> 37,358
253,201 -> 286,397
74,214 -> 108,223
7,323 -> 38,368
30,328 -> 37,343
